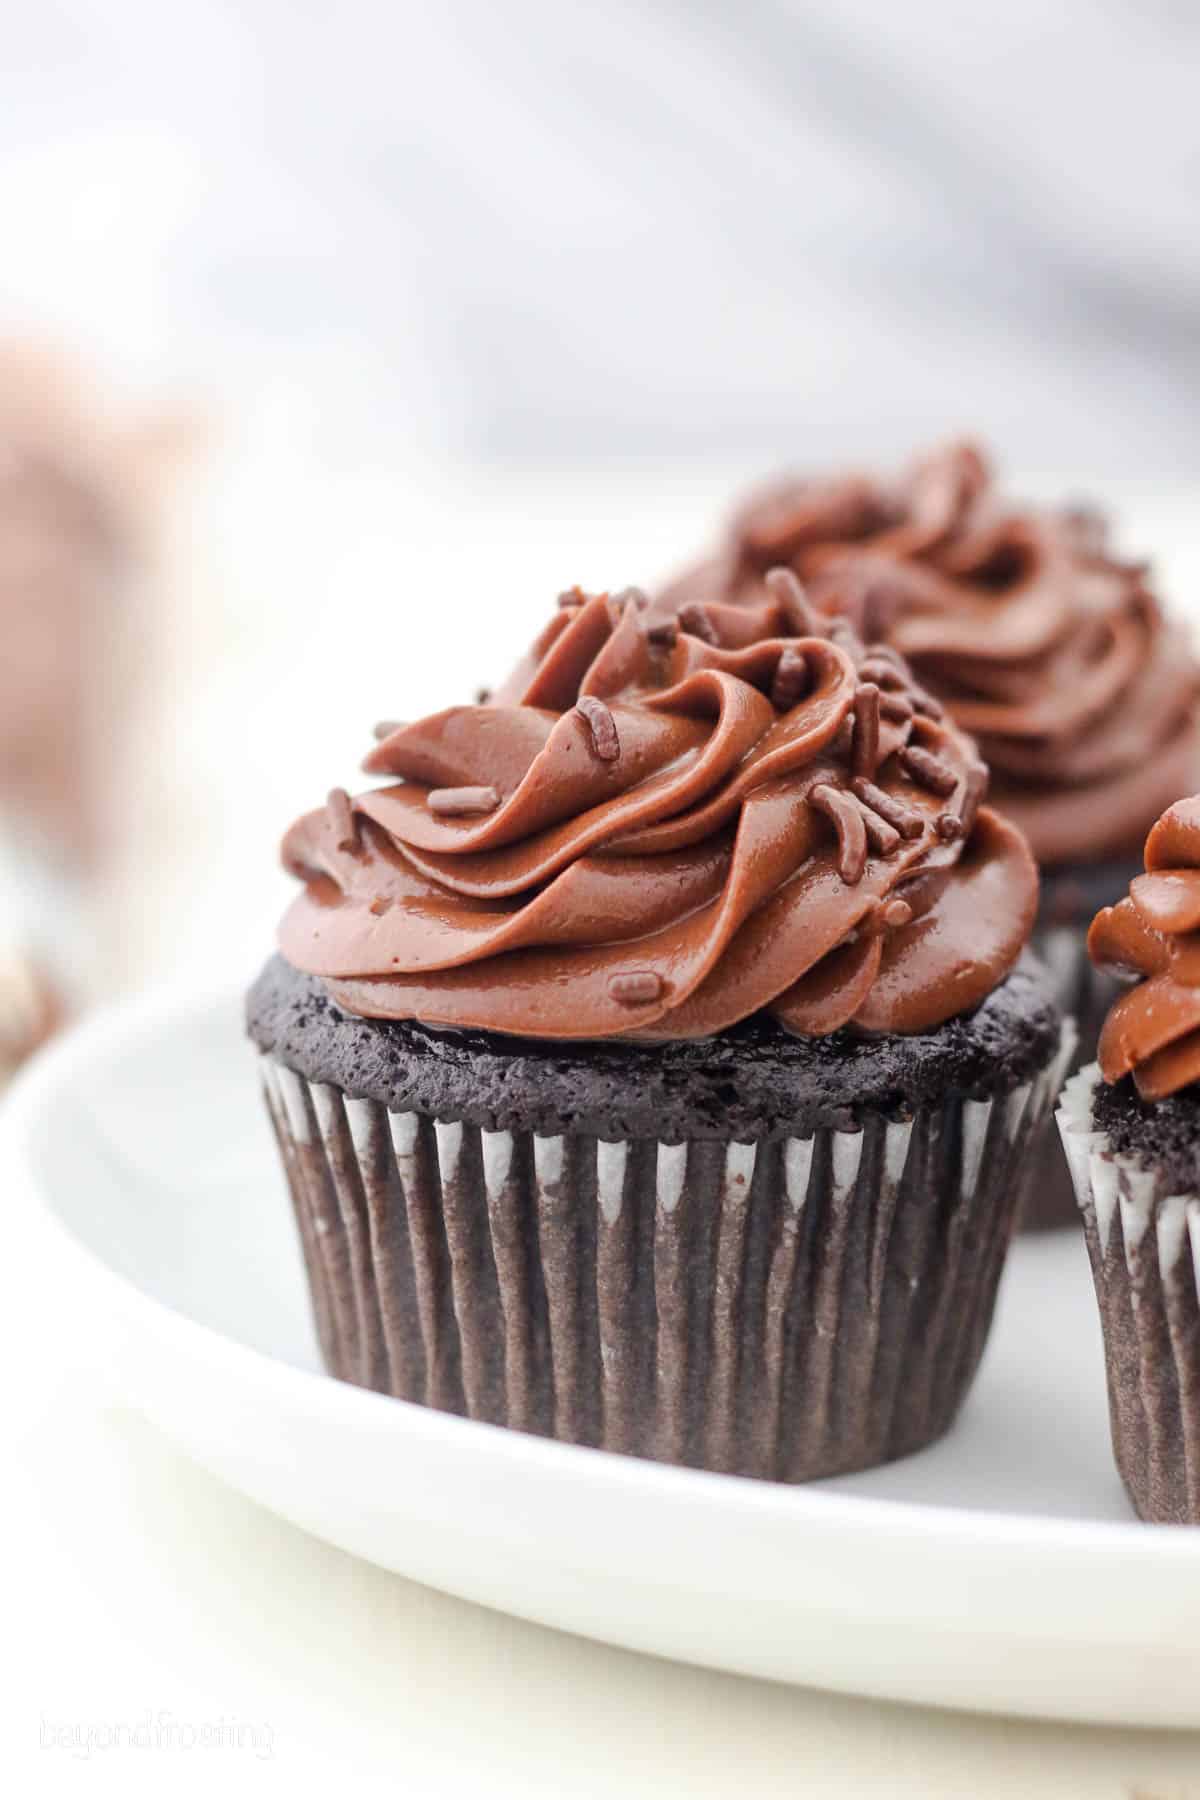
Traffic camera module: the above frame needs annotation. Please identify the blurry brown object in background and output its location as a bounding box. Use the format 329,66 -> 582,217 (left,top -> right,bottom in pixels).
0,343 -> 182,872
0,344 -> 187,1081
0,948 -> 64,1086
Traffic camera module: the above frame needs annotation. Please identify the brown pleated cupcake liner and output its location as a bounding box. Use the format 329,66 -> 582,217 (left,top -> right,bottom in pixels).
262,1031 -> 1069,1483
1058,1065 -> 1200,1524
1019,926 -> 1119,1232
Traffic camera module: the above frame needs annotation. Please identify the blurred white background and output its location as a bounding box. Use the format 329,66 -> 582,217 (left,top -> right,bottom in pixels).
2,0 -> 1199,475
7,6 -> 1200,1793
5,0 -> 1200,996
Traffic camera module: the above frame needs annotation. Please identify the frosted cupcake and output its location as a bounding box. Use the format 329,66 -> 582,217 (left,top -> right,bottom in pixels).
249,583 -> 1067,1482
1059,795 -> 1200,1522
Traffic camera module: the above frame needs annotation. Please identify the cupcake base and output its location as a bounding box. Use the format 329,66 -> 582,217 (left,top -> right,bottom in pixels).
263,1044 -> 1067,1480
1058,1065 -> 1200,1523
252,958 -> 1068,1483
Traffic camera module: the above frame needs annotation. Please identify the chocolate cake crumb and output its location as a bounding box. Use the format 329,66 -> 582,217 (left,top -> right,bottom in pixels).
247,954 -> 1061,1143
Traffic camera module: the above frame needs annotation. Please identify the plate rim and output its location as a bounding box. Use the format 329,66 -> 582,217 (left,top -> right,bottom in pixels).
5,974 -> 1193,1569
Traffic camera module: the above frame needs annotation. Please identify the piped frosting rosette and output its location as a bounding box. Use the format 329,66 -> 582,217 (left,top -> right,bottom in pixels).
279,576 -> 1037,1043
657,441 -> 1200,868
1088,797 -> 1200,1102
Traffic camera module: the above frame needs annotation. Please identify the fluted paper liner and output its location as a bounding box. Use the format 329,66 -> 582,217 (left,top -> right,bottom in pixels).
1058,1063 -> 1200,1523
262,1030 -> 1069,1483
1021,925 -> 1118,1232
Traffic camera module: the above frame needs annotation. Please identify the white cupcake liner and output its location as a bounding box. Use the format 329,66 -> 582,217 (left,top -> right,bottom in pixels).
260,1028 -> 1069,1483
1057,1063 -> 1200,1522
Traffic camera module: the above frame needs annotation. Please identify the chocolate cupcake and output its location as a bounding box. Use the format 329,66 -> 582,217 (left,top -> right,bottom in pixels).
1058,796 -> 1200,1522
249,585 -> 1068,1482
659,442 -> 1200,1227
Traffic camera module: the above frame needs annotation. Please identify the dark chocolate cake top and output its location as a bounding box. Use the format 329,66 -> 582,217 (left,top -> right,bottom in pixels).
249,954 -> 1061,1139
1092,1076 -> 1200,1191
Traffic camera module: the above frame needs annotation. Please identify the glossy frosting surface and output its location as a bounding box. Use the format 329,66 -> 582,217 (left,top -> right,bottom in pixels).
657,442 -> 1200,867
1091,796 -> 1200,1100
279,586 -> 1036,1042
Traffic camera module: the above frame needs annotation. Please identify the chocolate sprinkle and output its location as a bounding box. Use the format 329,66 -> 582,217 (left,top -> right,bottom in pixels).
646,617 -> 679,648
764,565 -> 820,637
811,783 -> 868,884
427,785 -> 502,816
877,690 -> 915,723
827,618 -> 865,665
857,657 -> 905,691
861,893 -> 913,937
575,694 -> 621,762
935,759 -> 993,842
858,805 -> 901,856
770,645 -> 810,711
899,744 -> 958,796
851,682 -> 880,778
678,601 -> 717,644
608,970 -> 664,1005
326,787 -> 359,853
957,761 -> 989,836
851,778 -> 924,840
856,575 -> 903,646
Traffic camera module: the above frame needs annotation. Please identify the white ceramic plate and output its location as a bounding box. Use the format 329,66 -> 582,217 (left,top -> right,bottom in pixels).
7,986 -> 1200,1728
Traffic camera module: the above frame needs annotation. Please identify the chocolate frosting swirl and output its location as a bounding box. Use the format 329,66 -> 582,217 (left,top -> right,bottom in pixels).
1091,796 -> 1200,1100
278,585 -> 1036,1042
657,441 -> 1200,868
